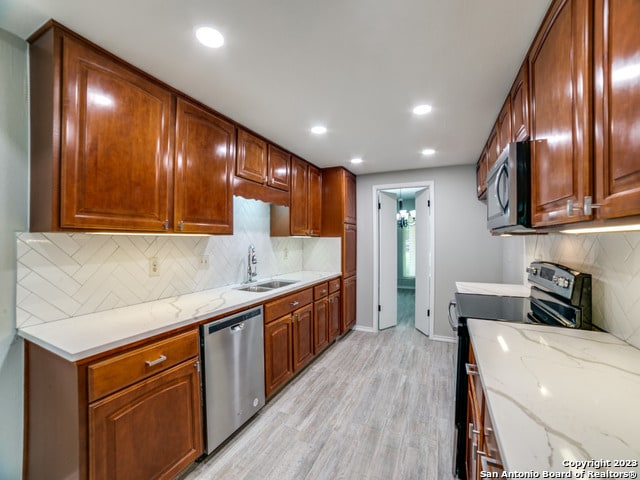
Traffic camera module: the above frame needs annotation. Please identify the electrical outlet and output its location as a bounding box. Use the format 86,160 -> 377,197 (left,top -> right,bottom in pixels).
149,257 -> 160,277
199,255 -> 210,269
283,247 -> 289,260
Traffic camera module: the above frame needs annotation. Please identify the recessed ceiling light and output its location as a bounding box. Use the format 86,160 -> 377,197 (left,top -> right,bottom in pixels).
413,104 -> 432,115
350,157 -> 363,164
195,26 -> 224,48
422,148 -> 436,156
311,126 -> 327,135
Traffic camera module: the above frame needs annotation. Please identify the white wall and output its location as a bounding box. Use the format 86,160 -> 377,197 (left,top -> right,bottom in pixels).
356,165 -> 505,339
0,28 -> 28,480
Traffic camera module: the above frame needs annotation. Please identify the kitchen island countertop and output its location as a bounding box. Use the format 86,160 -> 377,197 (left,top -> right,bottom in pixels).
456,281 -> 530,297
18,271 -> 340,362
468,318 -> 640,473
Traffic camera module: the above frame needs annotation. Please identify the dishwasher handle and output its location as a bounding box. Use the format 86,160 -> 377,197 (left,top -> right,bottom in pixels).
230,322 -> 246,332
448,300 -> 459,331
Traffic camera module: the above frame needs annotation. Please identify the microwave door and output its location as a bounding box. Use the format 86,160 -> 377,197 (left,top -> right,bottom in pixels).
487,161 -> 510,227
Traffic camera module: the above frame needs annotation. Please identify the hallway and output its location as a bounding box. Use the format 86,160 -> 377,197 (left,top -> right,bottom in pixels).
180,296 -> 456,480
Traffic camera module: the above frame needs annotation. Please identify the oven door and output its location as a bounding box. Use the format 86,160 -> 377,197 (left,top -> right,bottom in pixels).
449,299 -> 469,479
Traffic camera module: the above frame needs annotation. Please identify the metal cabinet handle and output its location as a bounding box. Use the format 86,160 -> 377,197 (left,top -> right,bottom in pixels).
448,300 -> 458,331
480,454 -> 503,472
567,196 -> 602,217
145,354 -> 167,367
291,300 -> 299,307
466,363 -> 479,376
162,220 -> 169,230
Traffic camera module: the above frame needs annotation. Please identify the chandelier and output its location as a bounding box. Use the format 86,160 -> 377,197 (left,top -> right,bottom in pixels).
396,192 -> 416,228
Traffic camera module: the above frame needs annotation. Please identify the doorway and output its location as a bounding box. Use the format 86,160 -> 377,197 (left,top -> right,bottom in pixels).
373,182 -> 434,336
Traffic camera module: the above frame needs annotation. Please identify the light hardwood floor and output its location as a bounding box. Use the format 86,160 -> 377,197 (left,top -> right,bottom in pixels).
180,290 -> 457,480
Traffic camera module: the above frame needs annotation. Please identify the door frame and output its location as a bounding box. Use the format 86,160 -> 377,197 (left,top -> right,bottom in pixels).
371,181 -> 435,334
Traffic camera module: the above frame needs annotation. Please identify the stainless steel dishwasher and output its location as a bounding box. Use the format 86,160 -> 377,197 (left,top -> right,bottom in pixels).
200,305 -> 265,454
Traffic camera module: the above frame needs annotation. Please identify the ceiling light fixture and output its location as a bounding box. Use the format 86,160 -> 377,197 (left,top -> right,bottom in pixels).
412,104 -> 432,115
421,148 -> 436,156
195,26 -> 225,48
350,157 -> 363,164
311,126 -> 327,135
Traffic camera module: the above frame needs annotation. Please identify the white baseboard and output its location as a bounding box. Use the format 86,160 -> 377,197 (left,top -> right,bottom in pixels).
353,325 -> 376,333
430,334 -> 457,343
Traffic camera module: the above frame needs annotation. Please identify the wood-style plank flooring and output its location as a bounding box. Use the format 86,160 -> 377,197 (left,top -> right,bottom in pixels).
180,290 -> 457,480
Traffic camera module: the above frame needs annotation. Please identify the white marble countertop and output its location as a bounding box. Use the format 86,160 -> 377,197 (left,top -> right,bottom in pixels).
17,271 -> 340,362
468,319 -> 640,473
456,281 -> 530,297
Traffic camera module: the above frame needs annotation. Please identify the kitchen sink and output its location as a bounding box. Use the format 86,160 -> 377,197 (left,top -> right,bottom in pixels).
235,279 -> 298,293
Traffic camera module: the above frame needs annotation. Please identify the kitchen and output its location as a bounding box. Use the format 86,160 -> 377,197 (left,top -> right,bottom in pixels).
1,0 -> 640,479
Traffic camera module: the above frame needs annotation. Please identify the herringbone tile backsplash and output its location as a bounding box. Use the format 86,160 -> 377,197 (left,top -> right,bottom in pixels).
17,197 -> 341,327
524,232 -> 640,349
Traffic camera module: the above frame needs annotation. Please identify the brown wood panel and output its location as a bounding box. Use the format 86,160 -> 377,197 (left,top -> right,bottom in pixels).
264,315 -> 293,398
344,170 -> 357,225
594,0 -> 640,219
89,359 -> 203,480
292,303 -> 314,371
476,149 -> 488,200
175,98 -> 235,234
328,290 -> 341,343
264,288 -> 313,324
60,35 -> 173,231
485,127 -> 499,172
497,96 -> 512,155
321,167 -> 357,234
267,144 -> 290,192
290,157 -> 309,235
529,0 -> 593,226
314,298 -> 329,354
342,275 -> 357,333
511,60 -> 531,142
236,129 -> 267,184
308,164 -> 322,236
344,224 -> 357,278
328,277 -> 341,294
313,282 -> 329,300
87,329 -> 198,402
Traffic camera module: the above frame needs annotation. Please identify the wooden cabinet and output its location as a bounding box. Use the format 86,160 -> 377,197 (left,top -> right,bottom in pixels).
236,129 -> 267,184
267,144 -> 291,192
30,26 -> 174,232
342,275 -> 357,333
174,98 -> 235,234
485,127 -> 499,173
292,303 -> 314,371
496,96 -> 512,156
476,148 -> 488,200
313,282 -> 330,354
344,224 -> 357,278
529,0 -> 593,227
24,328 -> 203,480
593,0 -> 640,220
510,60 -> 530,142
29,23 -> 238,234
264,314 -> 294,398
328,287 -> 341,343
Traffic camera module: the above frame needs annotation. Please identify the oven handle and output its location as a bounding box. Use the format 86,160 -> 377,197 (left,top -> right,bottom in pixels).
448,300 -> 458,331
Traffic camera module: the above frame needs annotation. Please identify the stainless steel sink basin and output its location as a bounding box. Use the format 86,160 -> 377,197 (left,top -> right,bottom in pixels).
234,279 -> 298,293
256,280 -> 298,289
235,285 -> 273,293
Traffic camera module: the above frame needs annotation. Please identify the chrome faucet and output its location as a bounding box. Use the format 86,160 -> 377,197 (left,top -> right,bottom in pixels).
246,244 -> 257,283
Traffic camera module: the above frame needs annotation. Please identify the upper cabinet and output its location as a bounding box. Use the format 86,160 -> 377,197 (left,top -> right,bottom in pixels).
290,157 -> 321,236
174,98 -> 235,234
476,148 -> 488,200
30,27 -> 174,232
321,167 -> 357,234
593,0 -> 640,219
510,60 -> 530,142
496,95 -> 512,155
29,23 -> 237,234
529,0 -> 593,227
233,129 -> 290,206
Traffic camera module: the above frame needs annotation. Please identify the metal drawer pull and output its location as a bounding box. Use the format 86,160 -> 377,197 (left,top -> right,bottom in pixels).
480,454 -> 503,472
290,300 -> 300,307
465,363 -> 479,376
145,354 -> 167,367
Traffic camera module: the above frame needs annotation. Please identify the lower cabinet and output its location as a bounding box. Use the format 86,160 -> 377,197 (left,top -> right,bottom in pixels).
264,314 -> 295,397
24,328 -> 203,480
292,303 -> 314,371
314,293 -> 330,354
342,275 -> 357,333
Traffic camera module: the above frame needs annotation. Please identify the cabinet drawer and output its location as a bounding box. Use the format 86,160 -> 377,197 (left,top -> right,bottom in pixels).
265,288 -> 313,324
314,282 -> 329,300
328,278 -> 341,293
88,329 -> 199,402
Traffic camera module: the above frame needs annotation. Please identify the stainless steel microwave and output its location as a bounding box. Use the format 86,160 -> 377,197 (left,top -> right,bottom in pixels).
486,141 -> 533,233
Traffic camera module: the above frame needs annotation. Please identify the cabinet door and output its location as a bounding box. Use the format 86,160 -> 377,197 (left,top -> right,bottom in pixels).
342,275 -> 357,333
511,60 -> 530,142
328,291 -> 341,342
175,98 -> 235,234
476,149 -> 488,200
61,36 -> 172,231
594,0 -> 640,219
344,224 -> 357,278
267,144 -> 290,192
486,127 -> 499,172
292,303 -> 314,372
236,129 -> 267,184
530,0 -> 593,226
264,315 -> 293,398
89,359 -> 203,480
308,165 -> 322,236
497,96 -> 512,155
314,298 -> 329,354
344,170 -> 357,225
290,157 -> 309,235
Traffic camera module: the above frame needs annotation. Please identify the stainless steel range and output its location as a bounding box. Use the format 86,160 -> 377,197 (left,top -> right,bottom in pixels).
449,261 -> 592,479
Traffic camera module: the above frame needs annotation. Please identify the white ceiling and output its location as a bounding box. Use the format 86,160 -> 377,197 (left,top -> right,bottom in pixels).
0,0 -> 551,175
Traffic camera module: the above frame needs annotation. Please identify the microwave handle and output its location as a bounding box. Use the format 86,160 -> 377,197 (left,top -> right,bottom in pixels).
495,163 -> 509,212
448,300 -> 458,331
